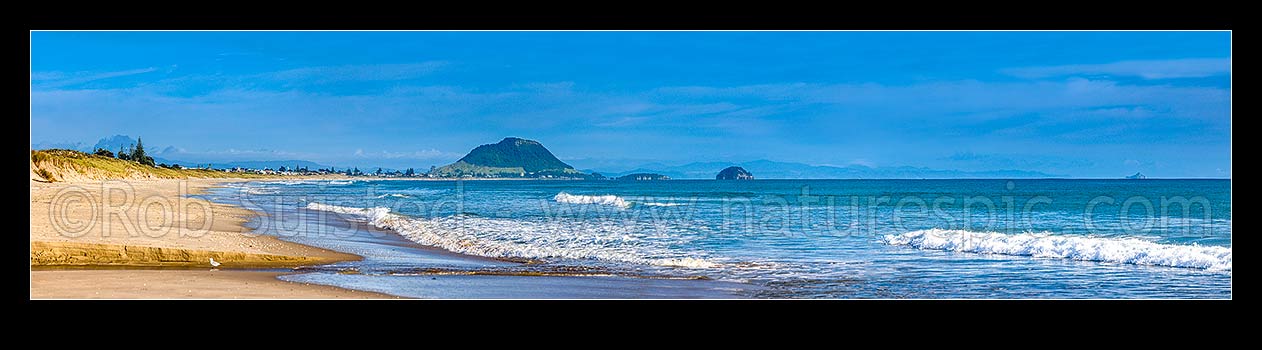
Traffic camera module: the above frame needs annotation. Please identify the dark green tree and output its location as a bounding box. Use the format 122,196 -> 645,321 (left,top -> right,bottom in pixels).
117,145 -> 132,161
132,138 -> 155,166
93,148 -> 114,158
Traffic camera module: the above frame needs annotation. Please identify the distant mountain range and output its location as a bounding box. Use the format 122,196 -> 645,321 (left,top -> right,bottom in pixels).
584,159 -> 1064,179
37,135 -> 1067,179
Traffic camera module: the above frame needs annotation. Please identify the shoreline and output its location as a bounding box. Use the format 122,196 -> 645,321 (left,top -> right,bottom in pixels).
219,178 -> 755,298
30,177 -> 390,299
32,176 -> 755,298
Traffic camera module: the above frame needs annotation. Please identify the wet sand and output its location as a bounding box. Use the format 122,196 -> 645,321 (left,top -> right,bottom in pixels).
30,270 -> 392,299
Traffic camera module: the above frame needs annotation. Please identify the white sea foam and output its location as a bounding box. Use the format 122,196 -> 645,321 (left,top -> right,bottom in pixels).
554,192 -> 631,208
642,202 -> 686,207
244,188 -> 276,195
271,180 -> 310,185
305,202 -> 391,219
268,179 -> 355,186
375,193 -> 412,199
396,188 -> 450,196
304,202 -> 716,268
883,229 -> 1232,271
655,257 -> 717,268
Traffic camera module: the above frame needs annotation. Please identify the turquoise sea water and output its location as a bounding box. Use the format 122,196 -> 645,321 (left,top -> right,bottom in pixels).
204,179 -> 1230,298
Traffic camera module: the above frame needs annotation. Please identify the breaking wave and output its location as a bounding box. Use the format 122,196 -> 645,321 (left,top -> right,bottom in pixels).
554,192 -> 631,208
883,229 -> 1231,271
305,202 -> 716,268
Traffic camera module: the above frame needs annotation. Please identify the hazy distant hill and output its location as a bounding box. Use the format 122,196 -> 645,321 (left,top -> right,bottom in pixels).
432,137 -> 586,178
149,158 -> 330,170
91,135 -> 137,153
213,160 -> 330,170
616,173 -> 671,181
589,159 -> 1064,179
39,135 -> 1064,179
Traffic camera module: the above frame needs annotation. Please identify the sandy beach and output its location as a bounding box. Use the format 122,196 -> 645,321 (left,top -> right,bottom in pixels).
31,270 -> 391,299
30,178 -> 387,299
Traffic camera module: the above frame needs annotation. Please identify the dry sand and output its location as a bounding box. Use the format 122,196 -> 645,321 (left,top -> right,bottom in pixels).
30,178 -> 387,299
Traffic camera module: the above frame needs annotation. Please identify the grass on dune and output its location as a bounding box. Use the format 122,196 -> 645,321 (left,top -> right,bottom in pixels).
30,149 -> 272,182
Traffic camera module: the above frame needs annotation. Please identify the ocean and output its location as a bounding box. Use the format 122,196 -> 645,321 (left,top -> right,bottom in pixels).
202,179 -> 1231,298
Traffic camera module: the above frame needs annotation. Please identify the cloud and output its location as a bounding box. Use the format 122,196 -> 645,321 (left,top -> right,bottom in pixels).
260,62 -> 447,83
640,79 -> 1229,142
1002,58 -> 1231,79
31,140 -> 85,151
29,66 -> 1230,176
353,148 -> 462,160
664,79 -> 1225,113
216,52 -> 260,57
944,152 -> 1095,169
197,148 -> 304,158
30,67 -> 159,88
847,158 -> 876,167
946,152 -> 986,161
30,76 -> 1230,153
521,81 -> 576,92
595,116 -> 652,127
78,62 -> 451,93
29,72 -> 65,80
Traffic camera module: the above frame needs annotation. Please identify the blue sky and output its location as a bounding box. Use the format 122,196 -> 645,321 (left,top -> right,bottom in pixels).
30,31 -> 1231,177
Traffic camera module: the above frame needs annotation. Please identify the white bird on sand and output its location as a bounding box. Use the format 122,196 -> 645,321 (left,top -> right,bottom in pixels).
209,258 -> 221,267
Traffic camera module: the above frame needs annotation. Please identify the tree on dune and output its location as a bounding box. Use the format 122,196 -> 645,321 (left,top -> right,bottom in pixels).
117,145 -> 131,161
132,138 -> 156,167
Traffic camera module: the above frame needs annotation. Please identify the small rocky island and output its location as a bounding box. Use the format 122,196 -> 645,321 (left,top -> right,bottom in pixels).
716,166 -> 754,180
617,173 -> 670,181
1126,172 -> 1147,179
